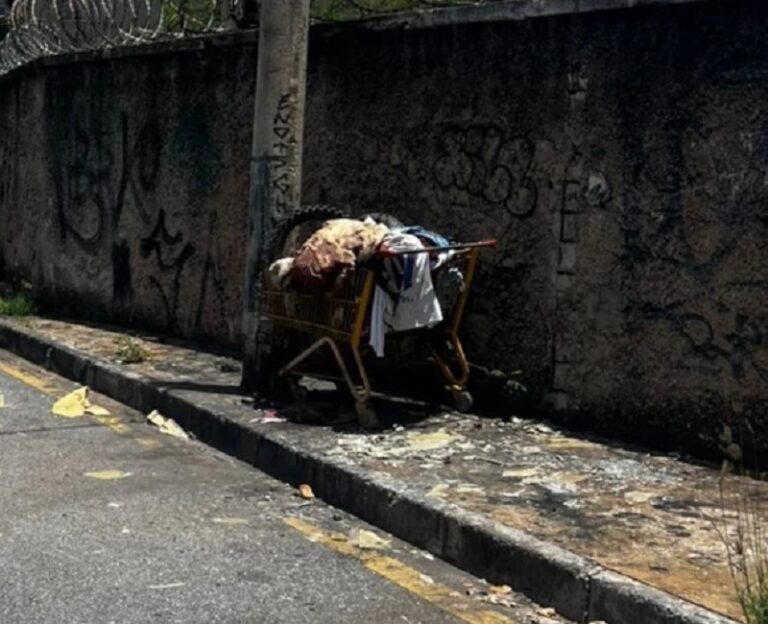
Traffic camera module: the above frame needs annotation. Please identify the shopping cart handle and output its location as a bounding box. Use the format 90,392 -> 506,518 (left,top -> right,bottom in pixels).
378,238 -> 497,258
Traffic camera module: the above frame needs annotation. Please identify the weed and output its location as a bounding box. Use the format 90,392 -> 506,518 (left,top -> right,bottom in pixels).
0,292 -> 36,317
113,335 -> 150,365
717,461 -> 768,624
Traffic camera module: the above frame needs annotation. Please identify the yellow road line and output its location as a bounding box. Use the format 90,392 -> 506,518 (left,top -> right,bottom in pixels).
0,362 -> 56,395
283,517 -> 516,624
0,360 -> 160,448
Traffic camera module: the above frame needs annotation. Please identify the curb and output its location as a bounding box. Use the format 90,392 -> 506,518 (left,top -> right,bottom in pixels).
0,319 -> 738,624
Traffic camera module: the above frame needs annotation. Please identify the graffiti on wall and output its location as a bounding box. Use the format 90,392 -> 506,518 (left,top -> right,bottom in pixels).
139,209 -> 195,329
433,126 -> 538,218
51,105 -> 235,336
624,87 -> 768,398
54,112 -> 165,308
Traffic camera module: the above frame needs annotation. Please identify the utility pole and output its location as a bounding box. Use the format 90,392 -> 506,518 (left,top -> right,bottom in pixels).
241,0 -> 311,391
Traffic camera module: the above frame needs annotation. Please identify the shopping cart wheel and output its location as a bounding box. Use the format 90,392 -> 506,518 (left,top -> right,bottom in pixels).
451,387 -> 474,413
356,402 -> 379,429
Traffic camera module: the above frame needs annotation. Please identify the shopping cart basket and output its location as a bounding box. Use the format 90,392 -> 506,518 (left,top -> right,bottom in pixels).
264,240 -> 495,427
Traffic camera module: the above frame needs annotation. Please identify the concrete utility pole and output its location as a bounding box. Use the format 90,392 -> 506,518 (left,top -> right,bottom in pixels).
241,0 -> 311,391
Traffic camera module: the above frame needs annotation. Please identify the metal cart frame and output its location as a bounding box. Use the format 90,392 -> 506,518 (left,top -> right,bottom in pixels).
264,242 -> 491,426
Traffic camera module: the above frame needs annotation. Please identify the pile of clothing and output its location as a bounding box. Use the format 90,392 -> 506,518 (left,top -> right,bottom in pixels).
268,218 -> 460,357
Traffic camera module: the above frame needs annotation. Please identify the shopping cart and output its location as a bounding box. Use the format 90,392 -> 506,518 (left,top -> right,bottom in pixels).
264,240 -> 495,427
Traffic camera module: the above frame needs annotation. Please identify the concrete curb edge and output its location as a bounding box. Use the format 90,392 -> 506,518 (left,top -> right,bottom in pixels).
0,319 -> 738,624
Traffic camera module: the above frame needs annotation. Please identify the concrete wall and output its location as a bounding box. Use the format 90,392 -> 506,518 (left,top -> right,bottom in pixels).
1,0 -> 766,454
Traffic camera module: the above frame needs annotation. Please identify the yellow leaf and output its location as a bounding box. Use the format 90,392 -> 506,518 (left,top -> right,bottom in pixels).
85,405 -> 111,417
84,470 -> 131,480
147,410 -> 189,440
52,387 -> 90,418
351,529 -> 391,551
405,429 -> 461,451
298,484 -> 315,499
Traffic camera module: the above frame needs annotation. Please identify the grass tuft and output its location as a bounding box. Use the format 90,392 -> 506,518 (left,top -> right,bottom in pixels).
718,463 -> 768,624
113,336 -> 150,365
0,292 -> 36,317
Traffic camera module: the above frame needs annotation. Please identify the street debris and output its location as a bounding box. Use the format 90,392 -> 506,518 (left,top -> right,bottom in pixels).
490,584 -> 513,595
212,517 -> 249,526
52,386 -> 110,419
330,427 -> 467,461
349,528 -> 391,550
84,470 -> 131,480
148,582 -> 186,590
503,467 -> 539,479
248,409 -> 286,424
298,484 -> 315,500
427,483 -> 450,498
146,410 -> 190,440
466,585 -> 520,609
405,429 -> 462,451
536,607 -> 558,619
623,490 -> 655,505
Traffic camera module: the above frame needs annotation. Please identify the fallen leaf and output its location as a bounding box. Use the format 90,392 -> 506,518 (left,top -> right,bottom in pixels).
298,484 -> 315,500
84,470 -> 131,480
147,410 -> 189,440
52,387 -> 90,418
502,467 -> 539,479
212,517 -> 249,526
405,429 -> 462,451
537,607 -> 558,618
623,491 -> 655,505
419,573 -> 434,585
52,387 -> 110,419
489,584 -> 512,595
350,529 -> 391,550
426,483 -> 450,498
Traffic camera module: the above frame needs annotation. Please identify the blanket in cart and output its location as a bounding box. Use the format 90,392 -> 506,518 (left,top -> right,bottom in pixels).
268,218 -> 458,356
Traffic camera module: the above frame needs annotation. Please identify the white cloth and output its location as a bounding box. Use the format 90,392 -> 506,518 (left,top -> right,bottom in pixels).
369,233 -> 443,357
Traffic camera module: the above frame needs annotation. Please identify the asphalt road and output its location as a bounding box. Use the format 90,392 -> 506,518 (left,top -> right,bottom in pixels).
0,348 -> 558,624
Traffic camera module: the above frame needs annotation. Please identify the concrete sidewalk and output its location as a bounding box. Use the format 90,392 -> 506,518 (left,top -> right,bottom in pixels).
0,315 -> 753,624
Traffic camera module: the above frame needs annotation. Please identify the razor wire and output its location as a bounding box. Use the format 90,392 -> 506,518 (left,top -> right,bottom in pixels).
0,0 -> 499,76
0,0 -> 245,75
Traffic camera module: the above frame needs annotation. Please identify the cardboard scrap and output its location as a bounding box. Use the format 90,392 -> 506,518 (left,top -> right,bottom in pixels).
147,410 -> 189,440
